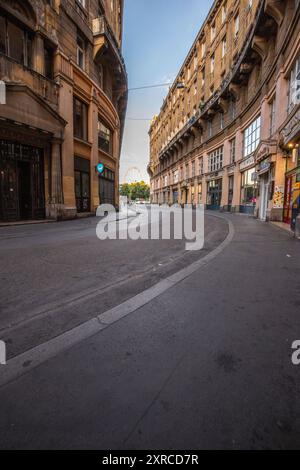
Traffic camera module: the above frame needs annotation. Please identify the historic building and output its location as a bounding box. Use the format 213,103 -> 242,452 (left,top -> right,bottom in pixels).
149,0 -> 300,228
0,0 -> 127,222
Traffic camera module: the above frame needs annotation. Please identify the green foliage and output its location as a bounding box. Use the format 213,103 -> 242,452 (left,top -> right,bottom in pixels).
120,181 -> 150,201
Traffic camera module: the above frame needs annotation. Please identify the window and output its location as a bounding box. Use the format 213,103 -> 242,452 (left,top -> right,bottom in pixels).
198,183 -> 203,203
0,16 -> 6,54
210,54 -> 215,74
221,37 -> 227,58
208,120 -> 213,138
192,160 -> 195,177
209,146 -> 223,172
0,15 -> 33,67
199,157 -> 204,175
73,97 -> 88,141
194,54 -> 198,71
269,98 -> 276,137
241,168 -> 256,206
77,34 -> 85,69
222,4 -> 227,23
185,163 -> 189,180
173,170 -> 179,184
201,67 -> 205,88
220,113 -> 224,130
234,14 -> 240,39
229,98 -> 236,120
243,116 -> 261,157
77,0 -> 86,8
211,22 -> 216,42
230,138 -> 236,163
98,120 -> 112,154
228,175 -> 234,205
288,56 -> 300,113
201,42 -> 206,58
44,46 -> 54,79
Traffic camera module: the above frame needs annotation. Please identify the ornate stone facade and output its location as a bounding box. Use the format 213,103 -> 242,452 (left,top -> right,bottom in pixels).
149,0 -> 300,226
0,0 -> 127,222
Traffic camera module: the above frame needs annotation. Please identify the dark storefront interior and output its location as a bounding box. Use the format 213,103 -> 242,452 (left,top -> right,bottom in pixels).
0,140 -> 45,222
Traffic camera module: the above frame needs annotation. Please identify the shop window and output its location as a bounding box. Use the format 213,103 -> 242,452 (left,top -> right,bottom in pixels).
241,168 -> 256,205
73,97 -> 88,141
243,116 -> 261,157
209,146 -> 223,172
228,175 -> 234,205
198,183 -> 202,203
74,156 -> 90,213
98,120 -> 112,154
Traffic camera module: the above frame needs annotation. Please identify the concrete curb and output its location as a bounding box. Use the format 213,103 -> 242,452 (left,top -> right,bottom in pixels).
0,214 -> 234,389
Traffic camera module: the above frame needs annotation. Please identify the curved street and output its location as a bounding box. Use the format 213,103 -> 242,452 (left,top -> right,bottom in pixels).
0,213 -> 299,450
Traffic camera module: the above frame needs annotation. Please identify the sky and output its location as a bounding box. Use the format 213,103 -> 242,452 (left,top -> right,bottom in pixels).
120,0 -> 214,184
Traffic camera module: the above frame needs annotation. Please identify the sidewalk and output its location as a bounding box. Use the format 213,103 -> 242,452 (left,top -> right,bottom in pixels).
0,214 -> 300,449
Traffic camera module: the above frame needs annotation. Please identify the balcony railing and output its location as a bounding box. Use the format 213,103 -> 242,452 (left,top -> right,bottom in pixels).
0,53 -> 59,107
158,0 -> 266,160
92,16 -> 126,76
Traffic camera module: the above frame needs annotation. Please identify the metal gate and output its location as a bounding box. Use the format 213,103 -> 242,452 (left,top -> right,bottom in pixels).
0,140 -> 45,221
99,168 -> 115,206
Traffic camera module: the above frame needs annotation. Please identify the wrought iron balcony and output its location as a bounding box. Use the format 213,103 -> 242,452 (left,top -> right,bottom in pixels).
92,16 -> 127,78
0,53 -> 59,108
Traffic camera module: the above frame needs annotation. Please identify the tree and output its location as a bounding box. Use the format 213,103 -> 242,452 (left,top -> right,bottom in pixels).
119,183 -> 131,198
119,181 -> 150,201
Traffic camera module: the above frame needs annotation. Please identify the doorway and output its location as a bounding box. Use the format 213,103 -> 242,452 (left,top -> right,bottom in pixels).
259,176 -> 269,221
18,161 -> 32,219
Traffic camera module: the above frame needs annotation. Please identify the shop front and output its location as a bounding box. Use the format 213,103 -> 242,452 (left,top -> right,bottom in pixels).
99,167 -> 115,206
207,178 -> 222,210
280,106 -> 300,229
172,188 -> 179,204
0,140 -> 46,222
257,159 -> 274,221
284,164 -> 300,229
75,156 -> 90,213
239,156 -> 257,215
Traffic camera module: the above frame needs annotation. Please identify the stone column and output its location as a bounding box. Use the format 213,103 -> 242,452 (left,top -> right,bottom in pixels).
34,33 -> 45,76
49,140 -> 63,219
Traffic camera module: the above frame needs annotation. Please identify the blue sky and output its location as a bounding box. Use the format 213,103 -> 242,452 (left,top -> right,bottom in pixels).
120,0 -> 213,183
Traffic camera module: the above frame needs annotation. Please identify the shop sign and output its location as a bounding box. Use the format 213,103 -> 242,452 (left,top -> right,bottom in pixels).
258,159 -> 271,175
240,155 -> 255,171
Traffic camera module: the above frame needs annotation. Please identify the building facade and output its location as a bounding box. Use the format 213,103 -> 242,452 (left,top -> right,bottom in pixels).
149,0 -> 300,228
0,0 -> 127,222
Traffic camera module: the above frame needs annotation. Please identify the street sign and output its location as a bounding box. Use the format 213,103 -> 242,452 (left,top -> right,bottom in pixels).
96,163 -> 104,174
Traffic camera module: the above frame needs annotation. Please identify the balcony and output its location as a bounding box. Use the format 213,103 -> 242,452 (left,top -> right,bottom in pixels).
0,53 -> 59,108
92,16 -> 127,80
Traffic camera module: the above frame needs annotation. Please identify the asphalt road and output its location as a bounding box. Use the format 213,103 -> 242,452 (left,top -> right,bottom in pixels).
0,213 -> 227,357
0,213 -> 300,449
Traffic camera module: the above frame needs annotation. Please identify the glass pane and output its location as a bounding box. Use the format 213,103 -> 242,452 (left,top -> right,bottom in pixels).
81,172 -> 89,197
8,21 -> 24,63
75,171 -> 81,198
